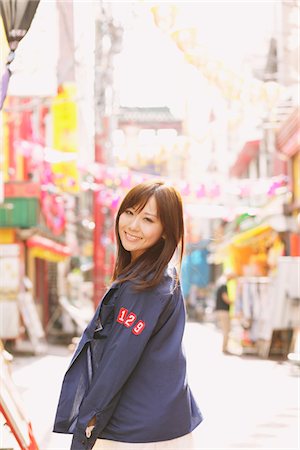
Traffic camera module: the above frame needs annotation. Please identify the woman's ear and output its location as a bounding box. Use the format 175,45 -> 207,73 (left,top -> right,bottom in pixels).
162,234 -> 166,240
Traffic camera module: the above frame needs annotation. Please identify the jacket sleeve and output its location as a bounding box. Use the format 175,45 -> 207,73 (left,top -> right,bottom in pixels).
71,284 -> 173,450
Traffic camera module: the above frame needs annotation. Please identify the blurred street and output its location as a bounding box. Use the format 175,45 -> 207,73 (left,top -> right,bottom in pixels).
10,321 -> 299,450
1,2 -> 300,450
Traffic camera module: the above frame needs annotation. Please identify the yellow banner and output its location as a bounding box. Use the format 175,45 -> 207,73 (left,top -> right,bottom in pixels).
51,83 -> 78,153
51,83 -> 79,192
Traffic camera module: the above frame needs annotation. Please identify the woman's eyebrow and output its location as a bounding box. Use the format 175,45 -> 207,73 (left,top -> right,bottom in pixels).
143,211 -> 157,217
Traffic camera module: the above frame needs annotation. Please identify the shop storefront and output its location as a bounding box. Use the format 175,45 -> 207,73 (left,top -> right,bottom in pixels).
0,182 -> 40,343
227,224 -> 281,356
276,106 -> 300,256
212,221 -> 299,359
0,178 -> 71,346
26,235 -> 71,330
0,243 -> 24,341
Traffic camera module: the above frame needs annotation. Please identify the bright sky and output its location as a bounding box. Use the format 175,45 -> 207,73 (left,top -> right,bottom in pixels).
113,2 -> 277,110
2,1 -> 277,105
113,8 -> 187,110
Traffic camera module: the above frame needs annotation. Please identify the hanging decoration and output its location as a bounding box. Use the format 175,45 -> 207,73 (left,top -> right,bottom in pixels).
150,4 -> 286,111
83,163 -> 288,210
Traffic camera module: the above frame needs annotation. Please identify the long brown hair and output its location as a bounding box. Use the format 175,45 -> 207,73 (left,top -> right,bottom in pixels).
112,181 -> 184,290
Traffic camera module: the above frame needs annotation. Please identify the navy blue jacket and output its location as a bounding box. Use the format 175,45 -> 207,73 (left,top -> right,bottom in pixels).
53,268 -> 203,450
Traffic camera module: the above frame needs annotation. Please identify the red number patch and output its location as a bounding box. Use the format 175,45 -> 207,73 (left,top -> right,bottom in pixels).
124,313 -> 137,328
116,307 -> 145,335
117,307 -> 128,324
132,320 -> 145,335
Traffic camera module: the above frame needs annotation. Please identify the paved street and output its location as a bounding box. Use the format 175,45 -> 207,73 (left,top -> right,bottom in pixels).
10,322 -> 299,450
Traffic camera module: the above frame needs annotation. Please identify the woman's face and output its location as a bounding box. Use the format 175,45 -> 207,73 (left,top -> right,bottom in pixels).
118,196 -> 164,261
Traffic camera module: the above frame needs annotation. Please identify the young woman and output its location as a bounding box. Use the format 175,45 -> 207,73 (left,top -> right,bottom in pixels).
53,181 -> 203,450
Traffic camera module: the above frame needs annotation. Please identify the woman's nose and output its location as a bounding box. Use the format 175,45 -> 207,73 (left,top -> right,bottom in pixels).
128,215 -> 140,229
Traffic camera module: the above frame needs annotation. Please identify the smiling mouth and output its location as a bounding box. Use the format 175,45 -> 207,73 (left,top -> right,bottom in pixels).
125,231 -> 142,241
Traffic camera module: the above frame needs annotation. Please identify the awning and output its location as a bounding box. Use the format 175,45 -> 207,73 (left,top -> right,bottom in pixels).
276,107 -> 300,158
229,140 -> 260,177
208,224 -> 275,264
27,235 -> 71,262
232,224 -> 273,247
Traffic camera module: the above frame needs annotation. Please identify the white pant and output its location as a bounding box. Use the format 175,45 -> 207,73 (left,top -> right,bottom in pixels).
93,433 -> 195,449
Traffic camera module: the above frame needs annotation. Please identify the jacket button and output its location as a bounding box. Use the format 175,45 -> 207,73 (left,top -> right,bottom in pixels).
81,440 -> 85,444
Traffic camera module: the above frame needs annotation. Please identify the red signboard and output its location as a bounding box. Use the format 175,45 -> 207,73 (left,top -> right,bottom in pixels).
27,235 -> 71,257
4,182 -> 40,198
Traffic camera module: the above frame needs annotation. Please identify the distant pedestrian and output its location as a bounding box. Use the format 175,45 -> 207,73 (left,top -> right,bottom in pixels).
215,273 -> 235,354
53,181 -> 203,450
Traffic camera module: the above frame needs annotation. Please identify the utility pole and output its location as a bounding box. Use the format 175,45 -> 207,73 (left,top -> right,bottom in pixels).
93,3 -> 123,306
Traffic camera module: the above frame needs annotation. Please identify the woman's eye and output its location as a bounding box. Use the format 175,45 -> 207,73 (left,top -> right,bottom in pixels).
144,217 -> 153,223
125,209 -> 133,215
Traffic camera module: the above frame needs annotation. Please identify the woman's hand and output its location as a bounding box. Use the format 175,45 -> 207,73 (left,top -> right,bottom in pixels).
85,416 -> 96,438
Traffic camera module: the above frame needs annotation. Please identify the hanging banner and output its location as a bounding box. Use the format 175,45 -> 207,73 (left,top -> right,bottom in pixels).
51,83 -> 79,192
51,83 -> 78,153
